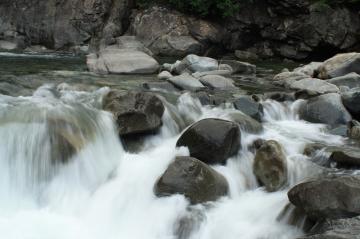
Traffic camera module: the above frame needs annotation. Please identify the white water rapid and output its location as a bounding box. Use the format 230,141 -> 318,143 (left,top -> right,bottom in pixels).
0,86 -> 345,239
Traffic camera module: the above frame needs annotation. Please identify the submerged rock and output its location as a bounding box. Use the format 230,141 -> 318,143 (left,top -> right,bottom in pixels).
233,96 -> 264,122
299,93 -> 352,126
154,156 -> 229,204
318,53 -> 360,79
253,140 -> 288,192
176,118 -> 241,165
103,90 -> 164,136
288,175 -> 360,220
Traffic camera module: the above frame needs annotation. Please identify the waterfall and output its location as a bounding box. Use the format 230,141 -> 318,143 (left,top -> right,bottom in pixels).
0,87 -> 345,239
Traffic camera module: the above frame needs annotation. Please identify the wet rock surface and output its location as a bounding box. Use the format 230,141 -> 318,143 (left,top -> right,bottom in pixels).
288,175 -> 360,220
103,90 -> 165,136
299,93 -> 352,126
176,118 -> 241,165
154,156 -> 229,204
253,140 -> 288,192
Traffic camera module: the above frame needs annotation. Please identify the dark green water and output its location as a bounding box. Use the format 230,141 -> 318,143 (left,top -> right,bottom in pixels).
0,53 -> 299,97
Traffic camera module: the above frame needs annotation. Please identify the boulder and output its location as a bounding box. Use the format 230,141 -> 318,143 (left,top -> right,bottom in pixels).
154,156 -> 228,204
157,71 -> 173,80
288,175 -> 360,220
342,88 -> 360,119
87,49 -> 159,74
199,75 -> 236,90
330,148 -> 360,168
293,62 -> 322,77
289,78 -> 339,94
228,112 -> 263,134
103,91 -> 164,136
233,96 -> 264,121
328,73 -> 360,89
192,70 -> 232,78
235,50 -> 259,61
299,217 -> 360,239
167,74 -> 205,92
176,118 -> 241,165
115,36 -> 154,56
142,82 -> 180,93
318,53 -> 360,79
174,54 -> 218,74
253,140 -> 288,192
348,120 -> 360,140
220,60 -> 256,74
273,71 -> 308,85
299,93 -> 352,126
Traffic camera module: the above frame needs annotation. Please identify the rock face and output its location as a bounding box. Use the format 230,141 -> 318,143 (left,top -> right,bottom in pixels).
226,2 -> 360,60
129,6 -> 223,57
154,156 -> 229,204
176,119 -> 241,165
0,0 -> 133,51
1,1 -> 360,58
87,48 -> 159,74
299,93 -> 352,126
103,91 -> 165,136
253,140 -> 288,192
288,175 -> 360,220
318,53 -> 360,79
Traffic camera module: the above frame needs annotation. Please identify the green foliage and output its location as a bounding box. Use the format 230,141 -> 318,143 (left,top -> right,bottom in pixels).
136,0 -> 240,17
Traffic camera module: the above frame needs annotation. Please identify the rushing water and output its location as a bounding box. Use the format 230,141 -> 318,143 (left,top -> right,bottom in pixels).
0,53 -> 347,239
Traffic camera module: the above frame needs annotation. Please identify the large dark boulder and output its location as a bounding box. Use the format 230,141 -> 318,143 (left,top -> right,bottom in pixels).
103,90 -> 165,136
154,156 -> 229,204
253,140 -> 288,192
176,118 -> 241,165
299,93 -> 352,126
288,175 -> 360,220
342,88 -> 360,120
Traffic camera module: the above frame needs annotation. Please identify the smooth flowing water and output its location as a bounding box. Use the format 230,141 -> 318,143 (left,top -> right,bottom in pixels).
0,54 -> 345,239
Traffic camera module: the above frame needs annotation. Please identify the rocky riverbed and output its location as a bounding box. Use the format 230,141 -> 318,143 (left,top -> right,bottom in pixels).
1,50 -> 360,238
